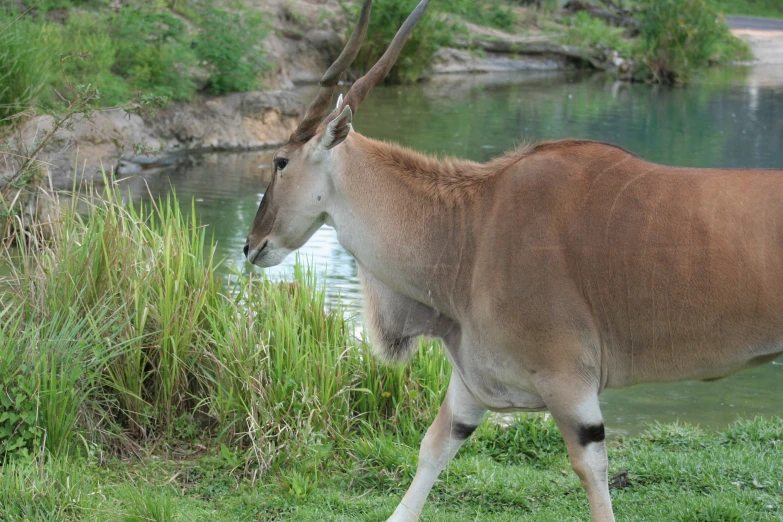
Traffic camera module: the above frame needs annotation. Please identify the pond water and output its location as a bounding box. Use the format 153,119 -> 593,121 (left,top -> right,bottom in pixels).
138,69 -> 783,436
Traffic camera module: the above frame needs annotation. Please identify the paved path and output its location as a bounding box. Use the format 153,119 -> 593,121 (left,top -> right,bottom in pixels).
726,15 -> 783,32
726,15 -> 783,68
726,15 -> 783,86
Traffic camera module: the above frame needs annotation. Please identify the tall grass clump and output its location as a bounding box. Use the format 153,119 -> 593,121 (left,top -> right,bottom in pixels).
1,178 -> 453,473
0,457 -> 93,521
636,0 -> 752,83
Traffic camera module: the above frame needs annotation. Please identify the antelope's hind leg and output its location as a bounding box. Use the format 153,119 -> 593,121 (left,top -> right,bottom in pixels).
387,370 -> 487,522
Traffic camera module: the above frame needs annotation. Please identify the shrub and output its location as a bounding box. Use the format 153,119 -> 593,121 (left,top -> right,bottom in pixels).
348,0 -> 455,84
53,12 -> 133,107
0,12 -> 57,122
561,11 -> 633,56
193,6 -> 270,95
636,0 -> 752,83
440,0 -> 518,31
108,7 -> 196,102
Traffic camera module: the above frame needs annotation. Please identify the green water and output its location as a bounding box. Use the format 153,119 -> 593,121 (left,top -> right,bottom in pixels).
139,69 -> 782,435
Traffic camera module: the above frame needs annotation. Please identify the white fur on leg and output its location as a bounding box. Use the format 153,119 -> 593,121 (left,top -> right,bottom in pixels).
387,372 -> 486,522
386,436 -> 464,522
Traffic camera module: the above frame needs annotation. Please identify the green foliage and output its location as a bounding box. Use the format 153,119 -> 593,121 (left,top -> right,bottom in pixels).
714,0 -> 783,18
560,11 -> 633,55
720,416 -> 783,444
0,458 -> 90,521
108,7 -> 196,102
193,6 -> 269,95
1,2 -> 272,115
1,417 -> 781,521
469,414 -> 566,467
2,180 -> 452,470
439,0 -> 518,31
638,421 -> 711,449
348,0 -> 455,84
0,12 -> 57,121
0,311 -> 42,461
20,0 -> 109,12
2,181 -> 783,519
636,0 -> 752,83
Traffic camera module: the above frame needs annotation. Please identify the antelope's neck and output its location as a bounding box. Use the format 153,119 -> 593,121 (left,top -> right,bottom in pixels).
327,134 -> 481,318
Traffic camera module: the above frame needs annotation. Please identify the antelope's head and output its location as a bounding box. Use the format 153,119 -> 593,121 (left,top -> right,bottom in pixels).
244,0 -> 431,267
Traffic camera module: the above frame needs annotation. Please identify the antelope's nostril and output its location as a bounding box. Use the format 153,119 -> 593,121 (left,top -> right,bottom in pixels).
243,242 -> 249,257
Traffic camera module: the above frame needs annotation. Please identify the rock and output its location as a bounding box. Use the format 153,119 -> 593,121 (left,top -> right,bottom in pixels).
433,48 -> 566,74
2,90 -> 304,187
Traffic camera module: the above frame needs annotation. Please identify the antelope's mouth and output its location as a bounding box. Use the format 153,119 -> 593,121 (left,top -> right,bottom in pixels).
247,240 -> 268,264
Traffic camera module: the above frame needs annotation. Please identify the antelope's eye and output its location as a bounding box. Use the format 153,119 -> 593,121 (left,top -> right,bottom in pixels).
274,157 -> 289,171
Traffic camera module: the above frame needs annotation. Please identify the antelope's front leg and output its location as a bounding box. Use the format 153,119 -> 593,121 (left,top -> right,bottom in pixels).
388,370 -> 486,522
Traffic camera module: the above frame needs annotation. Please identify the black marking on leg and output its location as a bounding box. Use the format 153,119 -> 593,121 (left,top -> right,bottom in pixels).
578,423 -> 605,446
452,422 -> 478,440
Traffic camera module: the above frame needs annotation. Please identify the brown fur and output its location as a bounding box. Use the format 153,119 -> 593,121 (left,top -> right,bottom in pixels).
355,136 -> 637,207
243,1 -> 783,516
248,124 -> 783,522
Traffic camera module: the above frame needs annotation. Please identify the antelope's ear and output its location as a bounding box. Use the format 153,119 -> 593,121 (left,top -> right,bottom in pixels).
321,106 -> 353,150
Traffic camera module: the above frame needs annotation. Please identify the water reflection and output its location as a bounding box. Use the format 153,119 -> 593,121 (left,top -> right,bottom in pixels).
136,69 -> 782,435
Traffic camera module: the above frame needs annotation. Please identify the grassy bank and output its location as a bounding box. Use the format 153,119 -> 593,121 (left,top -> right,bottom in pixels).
0,180 -> 454,465
0,1 -> 269,121
1,184 -> 782,520
714,0 -> 783,18
0,0 -> 759,123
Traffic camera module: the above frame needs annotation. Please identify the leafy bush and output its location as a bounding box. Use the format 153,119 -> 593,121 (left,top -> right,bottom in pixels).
108,7 -> 196,102
636,0 -> 752,83
1,2 -> 273,114
0,12 -> 57,121
561,11 -> 633,56
440,0 -> 518,31
349,0 -> 455,84
193,6 -> 270,95
0,312 -> 42,461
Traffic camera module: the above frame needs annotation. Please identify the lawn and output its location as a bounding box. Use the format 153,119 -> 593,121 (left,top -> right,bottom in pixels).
2,417 -> 781,521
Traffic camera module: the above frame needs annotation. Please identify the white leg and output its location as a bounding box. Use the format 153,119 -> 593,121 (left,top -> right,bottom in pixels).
539,382 -> 615,522
387,370 -> 486,522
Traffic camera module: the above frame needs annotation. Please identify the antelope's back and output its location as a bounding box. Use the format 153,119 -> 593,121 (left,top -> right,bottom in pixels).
504,142 -> 783,387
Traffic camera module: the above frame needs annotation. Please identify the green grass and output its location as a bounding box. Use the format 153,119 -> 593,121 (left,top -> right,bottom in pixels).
1,178 -> 450,463
560,11 -> 634,56
633,0 -> 752,83
0,2 -> 270,117
439,0 -> 519,31
0,417 -> 780,520
0,181 -> 782,519
713,0 -> 783,18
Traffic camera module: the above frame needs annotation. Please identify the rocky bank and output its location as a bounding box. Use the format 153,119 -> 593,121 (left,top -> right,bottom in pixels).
1,0 -> 618,188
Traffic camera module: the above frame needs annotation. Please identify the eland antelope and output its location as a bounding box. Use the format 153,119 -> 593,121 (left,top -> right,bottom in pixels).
244,1 -> 783,520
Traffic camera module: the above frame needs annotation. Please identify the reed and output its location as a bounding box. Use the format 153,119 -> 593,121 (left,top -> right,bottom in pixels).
0,177 -> 451,471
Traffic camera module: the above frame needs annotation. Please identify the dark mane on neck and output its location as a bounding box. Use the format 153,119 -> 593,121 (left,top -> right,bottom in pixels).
351,135 -> 632,206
